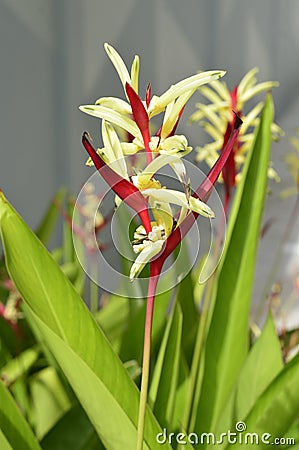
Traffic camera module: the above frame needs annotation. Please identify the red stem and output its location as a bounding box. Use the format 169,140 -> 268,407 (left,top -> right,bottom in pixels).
136,261 -> 161,449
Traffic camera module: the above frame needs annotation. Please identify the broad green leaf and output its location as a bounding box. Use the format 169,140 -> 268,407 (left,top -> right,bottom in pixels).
0,379 -> 42,450
30,366 -> 71,439
173,355 -> 190,430
0,429 -> 13,450
41,403 -> 105,450
9,377 -> 33,426
96,295 -> 131,352
194,95 -> 274,436
149,301 -> 183,428
0,345 -> 39,386
225,352 -> 299,450
212,313 -> 283,449
282,420 -> 299,449
0,193 -> 172,450
35,188 -> 65,246
156,428 -> 196,449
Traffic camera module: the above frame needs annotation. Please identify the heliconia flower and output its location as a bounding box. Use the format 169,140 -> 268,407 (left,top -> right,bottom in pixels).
80,43 -> 225,160
80,44 -> 230,281
82,132 -> 216,281
189,67 -> 283,198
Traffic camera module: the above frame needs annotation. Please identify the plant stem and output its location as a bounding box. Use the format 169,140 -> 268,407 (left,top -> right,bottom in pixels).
182,279 -> 213,431
90,255 -> 99,314
136,263 -> 160,450
182,197 -> 228,432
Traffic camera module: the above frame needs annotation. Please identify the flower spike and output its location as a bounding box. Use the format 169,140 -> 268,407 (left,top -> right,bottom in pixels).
80,44 -> 229,281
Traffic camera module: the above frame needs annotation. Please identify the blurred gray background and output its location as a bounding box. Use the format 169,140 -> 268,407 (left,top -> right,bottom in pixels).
1,0 -> 298,325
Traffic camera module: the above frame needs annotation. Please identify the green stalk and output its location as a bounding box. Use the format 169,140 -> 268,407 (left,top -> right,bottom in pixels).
136,263 -> 160,450
182,196 -> 228,432
90,255 -> 99,314
182,276 -> 214,431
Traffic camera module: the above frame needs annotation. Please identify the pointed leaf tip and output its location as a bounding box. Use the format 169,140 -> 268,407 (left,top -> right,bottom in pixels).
233,111 -> 243,129
146,82 -> 151,108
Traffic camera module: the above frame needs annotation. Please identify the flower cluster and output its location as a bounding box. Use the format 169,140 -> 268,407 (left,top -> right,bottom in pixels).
80,44 -> 241,281
190,68 -> 283,195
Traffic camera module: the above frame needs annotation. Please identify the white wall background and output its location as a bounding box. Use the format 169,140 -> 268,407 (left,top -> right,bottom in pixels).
1,0 -> 299,322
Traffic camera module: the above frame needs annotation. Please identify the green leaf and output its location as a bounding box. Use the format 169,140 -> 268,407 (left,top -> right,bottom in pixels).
194,95 -> 274,436
0,192 -> 172,450
149,301 -> 183,428
0,345 -> 40,386
225,352 -> 299,450
41,403 -> 105,450
282,420 -> 299,449
9,377 -> 33,426
0,379 -> 42,450
0,315 -> 19,357
96,294 -> 131,353
173,355 -> 190,432
213,313 -> 283,449
35,188 -> 65,246
0,429 -> 14,450
30,366 -> 71,439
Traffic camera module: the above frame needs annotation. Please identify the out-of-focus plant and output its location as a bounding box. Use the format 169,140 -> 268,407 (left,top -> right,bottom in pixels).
0,44 -> 299,450
259,130 -> 299,357
283,129 -> 299,199
189,68 -> 283,211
